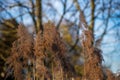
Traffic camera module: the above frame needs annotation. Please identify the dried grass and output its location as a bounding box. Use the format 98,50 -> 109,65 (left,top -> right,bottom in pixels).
81,30 -> 104,80
6,22 -> 75,80
35,22 -> 75,79
6,24 -> 34,80
105,69 -> 116,80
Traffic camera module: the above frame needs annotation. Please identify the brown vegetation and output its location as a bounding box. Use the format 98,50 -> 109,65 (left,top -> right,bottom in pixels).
105,69 -> 116,80
6,22 -> 75,80
6,24 -> 34,80
6,22 -> 116,80
81,30 -> 104,80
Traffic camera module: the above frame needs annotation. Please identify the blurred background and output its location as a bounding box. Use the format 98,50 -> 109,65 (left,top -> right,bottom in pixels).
0,0 -> 120,79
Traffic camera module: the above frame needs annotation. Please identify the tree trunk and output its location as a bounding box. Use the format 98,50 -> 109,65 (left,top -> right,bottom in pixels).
36,0 -> 43,33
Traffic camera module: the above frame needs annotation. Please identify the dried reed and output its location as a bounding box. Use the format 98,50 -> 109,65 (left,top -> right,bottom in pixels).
6,22 -> 76,80
6,24 -> 34,80
81,30 -> 104,80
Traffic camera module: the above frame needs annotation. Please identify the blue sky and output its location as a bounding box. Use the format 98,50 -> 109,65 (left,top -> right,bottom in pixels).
95,18 -> 120,73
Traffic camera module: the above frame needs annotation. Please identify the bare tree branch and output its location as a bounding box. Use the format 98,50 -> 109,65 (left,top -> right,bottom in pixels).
56,0 -> 67,30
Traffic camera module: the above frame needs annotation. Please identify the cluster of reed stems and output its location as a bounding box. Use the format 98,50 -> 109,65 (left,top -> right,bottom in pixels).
6,23 -> 75,80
